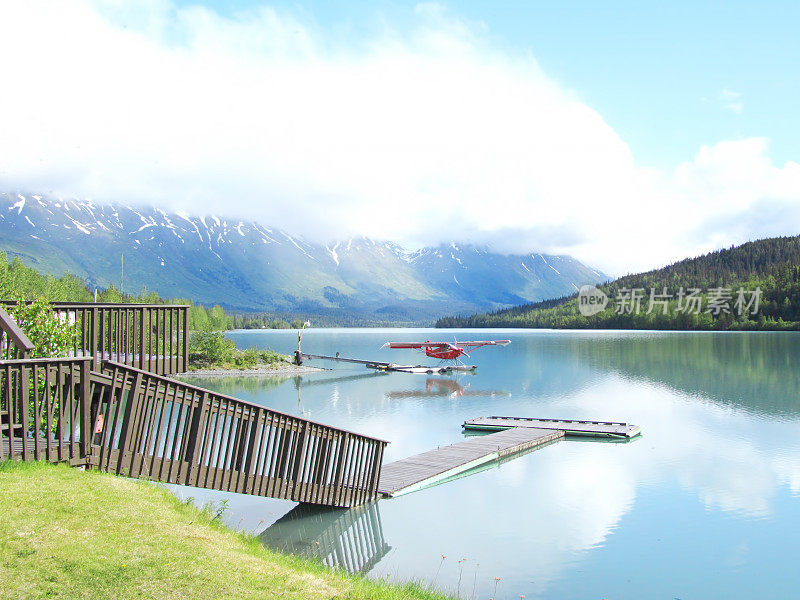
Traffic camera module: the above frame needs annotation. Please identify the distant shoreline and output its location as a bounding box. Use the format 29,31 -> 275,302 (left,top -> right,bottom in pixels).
180,363 -> 325,378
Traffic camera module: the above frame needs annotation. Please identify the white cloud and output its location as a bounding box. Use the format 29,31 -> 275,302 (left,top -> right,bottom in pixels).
0,1 -> 799,276
719,88 -> 744,114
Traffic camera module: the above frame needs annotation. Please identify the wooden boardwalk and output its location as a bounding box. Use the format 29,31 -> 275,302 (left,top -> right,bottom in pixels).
377,427 -> 563,497
463,416 -> 641,438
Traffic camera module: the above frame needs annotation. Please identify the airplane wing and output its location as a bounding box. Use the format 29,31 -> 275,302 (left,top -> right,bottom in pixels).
457,340 -> 512,348
382,342 -> 449,349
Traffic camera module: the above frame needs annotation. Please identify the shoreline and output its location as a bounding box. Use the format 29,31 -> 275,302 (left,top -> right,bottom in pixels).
180,362 -> 326,378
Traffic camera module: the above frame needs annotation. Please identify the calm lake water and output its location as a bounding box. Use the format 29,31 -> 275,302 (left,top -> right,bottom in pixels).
172,328 -> 800,599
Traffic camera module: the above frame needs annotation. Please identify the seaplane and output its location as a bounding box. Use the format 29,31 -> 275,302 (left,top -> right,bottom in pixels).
294,334 -> 510,374
381,339 -> 511,372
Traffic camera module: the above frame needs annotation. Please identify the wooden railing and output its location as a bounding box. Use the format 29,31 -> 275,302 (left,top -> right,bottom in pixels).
0,306 -> 35,360
0,357 -> 92,464
1,357 -> 387,507
90,362 -> 386,507
1,302 -> 189,375
0,303 -> 386,507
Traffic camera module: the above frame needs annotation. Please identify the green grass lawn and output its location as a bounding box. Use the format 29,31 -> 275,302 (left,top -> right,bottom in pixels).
0,461 -> 452,600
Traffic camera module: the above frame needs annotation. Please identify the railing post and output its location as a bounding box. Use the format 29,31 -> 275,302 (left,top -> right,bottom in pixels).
169,308 -> 175,375
241,408 -> 263,494
368,442 -> 385,499
3,364 -> 13,459
80,358 -> 92,462
156,309 -> 163,375
0,367 -> 6,461
289,421 -> 309,499
20,363 -> 30,460
182,307 -> 189,373
138,309 -> 145,370
116,370 -> 144,476
91,306 -> 99,369
185,391 -> 209,486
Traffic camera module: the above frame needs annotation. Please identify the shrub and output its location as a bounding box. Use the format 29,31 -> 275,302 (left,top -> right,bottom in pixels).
9,297 -> 76,358
188,331 -> 236,366
188,332 -> 286,369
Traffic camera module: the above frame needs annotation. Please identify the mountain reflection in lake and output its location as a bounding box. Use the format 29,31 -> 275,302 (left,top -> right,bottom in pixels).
173,328 -> 800,600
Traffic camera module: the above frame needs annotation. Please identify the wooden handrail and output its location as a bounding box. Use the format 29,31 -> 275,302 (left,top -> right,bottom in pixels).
0,356 -> 89,366
103,360 -> 390,444
1,301 -> 191,309
1,354 -> 386,507
91,361 -> 387,506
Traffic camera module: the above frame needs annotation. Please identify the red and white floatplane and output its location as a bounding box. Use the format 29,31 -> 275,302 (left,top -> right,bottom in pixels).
379,339 -> 511,373
295,339 -> 511,374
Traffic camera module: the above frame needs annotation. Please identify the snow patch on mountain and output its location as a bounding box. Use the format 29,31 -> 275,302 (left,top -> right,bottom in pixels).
328,242 -> 340,266
11,195 -> 25,213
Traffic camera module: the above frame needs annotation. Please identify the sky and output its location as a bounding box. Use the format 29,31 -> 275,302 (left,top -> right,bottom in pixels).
1,0 -> 799,275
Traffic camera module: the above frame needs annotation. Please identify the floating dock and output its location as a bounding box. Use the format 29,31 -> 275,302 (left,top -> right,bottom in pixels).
377,416 -> 642,497
463,416 -> 641,439
377,427 -> 563,497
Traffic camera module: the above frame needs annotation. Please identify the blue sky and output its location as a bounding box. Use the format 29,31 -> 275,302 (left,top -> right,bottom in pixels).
1,1 -> 799,274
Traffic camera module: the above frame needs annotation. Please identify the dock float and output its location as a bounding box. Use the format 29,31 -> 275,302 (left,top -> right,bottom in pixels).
377,427 -> 563,497
463,416 -> 641,439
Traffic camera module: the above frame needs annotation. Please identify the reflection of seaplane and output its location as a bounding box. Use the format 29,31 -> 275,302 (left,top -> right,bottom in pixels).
386,377 -> 512,399
382,339 -> 511,369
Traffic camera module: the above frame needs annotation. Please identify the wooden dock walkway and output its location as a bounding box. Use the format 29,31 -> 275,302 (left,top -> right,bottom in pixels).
377,427 -> 563,497
463,416 -> 641,438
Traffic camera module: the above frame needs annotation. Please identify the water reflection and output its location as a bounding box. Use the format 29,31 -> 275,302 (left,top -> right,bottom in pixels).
179,373 -> 292,395
259,502 -> 390,574
386,377 -> 511,399
564,331 -> 800,418
293,371 -> 390,388
197,329 -> 800,599
293,371 -> 389,417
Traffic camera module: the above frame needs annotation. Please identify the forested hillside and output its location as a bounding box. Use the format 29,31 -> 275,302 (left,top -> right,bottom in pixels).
0,252 -> 232,331
437,236 -> 800,330
0,252 -> 395,330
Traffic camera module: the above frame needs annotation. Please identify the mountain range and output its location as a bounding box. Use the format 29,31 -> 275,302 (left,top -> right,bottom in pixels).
0,192 -> 607,323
